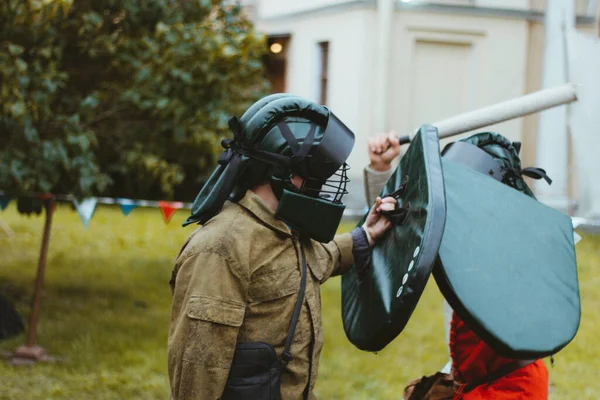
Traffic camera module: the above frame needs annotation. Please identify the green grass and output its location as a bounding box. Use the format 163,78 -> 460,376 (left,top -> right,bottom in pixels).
0,204 -> 599,399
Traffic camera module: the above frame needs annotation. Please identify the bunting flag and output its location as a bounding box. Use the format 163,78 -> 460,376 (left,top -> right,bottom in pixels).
0,194 -> 11,211
158,201 -> 184,224
117,198 -> 138,216
73,198 -> 98,228
0,191 -> 594,234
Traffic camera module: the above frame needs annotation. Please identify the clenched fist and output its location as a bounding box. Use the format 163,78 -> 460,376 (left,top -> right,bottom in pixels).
368,131 -> 401,172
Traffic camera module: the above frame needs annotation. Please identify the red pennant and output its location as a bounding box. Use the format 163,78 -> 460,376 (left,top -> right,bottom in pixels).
158,201 -> 183,224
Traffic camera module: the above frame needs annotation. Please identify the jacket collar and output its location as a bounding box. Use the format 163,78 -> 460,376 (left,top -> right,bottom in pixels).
236,190 -> 293,238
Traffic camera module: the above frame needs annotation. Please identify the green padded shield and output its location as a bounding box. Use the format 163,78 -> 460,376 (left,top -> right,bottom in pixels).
433,159 -> 580,359
342,125 -> 446,351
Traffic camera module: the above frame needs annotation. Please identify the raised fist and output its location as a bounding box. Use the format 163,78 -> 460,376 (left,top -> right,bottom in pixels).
368,130 -> 400,172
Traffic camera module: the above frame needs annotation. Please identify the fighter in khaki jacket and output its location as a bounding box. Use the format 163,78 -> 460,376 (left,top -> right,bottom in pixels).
168,94 -> 397,400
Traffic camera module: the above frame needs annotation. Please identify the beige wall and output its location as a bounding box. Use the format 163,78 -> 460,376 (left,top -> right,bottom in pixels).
257,0 -> 356,20
478,0 -> 528,9
257,0 -> 533,16
255,0 -> 597,200
529,0 -> 595,15
257,6 -> 531,178
256,9 -> 375,175
521,21 -> 544,170
389,11 -> 529,150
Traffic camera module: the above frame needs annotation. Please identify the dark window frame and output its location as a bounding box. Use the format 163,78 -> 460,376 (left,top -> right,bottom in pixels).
318,41 -> 329,105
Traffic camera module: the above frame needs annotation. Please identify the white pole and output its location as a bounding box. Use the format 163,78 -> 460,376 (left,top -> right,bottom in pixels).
534,0 -> 575,212
434,83 -> 578,139
586,0 -> 597,18
566,29 -> 600,219
375,0 -> 394,133
402,83 -> 578,141
595,0 -> 600,37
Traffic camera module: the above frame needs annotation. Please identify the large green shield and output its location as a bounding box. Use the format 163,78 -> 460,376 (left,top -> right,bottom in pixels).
341,125 -> 446,351
433,159 -> 580,359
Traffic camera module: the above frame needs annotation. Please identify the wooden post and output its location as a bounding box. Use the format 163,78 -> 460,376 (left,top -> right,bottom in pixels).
27,197 -> 54,346
12,197 -> 55,364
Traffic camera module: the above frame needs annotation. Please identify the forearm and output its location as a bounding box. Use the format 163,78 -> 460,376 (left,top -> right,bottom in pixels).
323,227 -> 372,279
350,226 -> 372,271
363,166 -> 394,206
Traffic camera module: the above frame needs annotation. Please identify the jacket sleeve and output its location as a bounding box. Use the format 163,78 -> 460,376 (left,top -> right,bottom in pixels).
315,232 -> 355,281
168,250 -> 248,400
363,165 -> 394,206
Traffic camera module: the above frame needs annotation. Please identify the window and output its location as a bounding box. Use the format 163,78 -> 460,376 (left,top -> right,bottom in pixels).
264,35 -> 290,94
318,41 -> 329,105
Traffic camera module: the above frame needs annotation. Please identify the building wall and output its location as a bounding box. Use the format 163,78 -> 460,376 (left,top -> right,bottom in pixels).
255,8 -> 375,182
255,0 -> 534,16
478,0 -> 528,9
257,5 -> 530,180
254,0 -> 598,210
257,0 -> 357,20
388,11 -> 529,150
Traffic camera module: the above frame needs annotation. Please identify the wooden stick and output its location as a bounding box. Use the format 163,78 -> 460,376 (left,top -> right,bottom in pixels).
394,84 -> 579,145
434,83 -> 577,139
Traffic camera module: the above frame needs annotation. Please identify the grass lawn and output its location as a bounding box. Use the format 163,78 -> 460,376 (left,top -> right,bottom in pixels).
0,203 -> 599,399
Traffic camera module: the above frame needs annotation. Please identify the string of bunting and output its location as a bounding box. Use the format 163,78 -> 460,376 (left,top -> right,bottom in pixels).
0,191 -> 193,228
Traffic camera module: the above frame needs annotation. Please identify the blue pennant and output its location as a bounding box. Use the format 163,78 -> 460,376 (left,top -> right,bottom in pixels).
117,199 -> 138,216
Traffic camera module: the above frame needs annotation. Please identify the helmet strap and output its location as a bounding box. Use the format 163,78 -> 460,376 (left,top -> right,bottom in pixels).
269,122 -> 318,200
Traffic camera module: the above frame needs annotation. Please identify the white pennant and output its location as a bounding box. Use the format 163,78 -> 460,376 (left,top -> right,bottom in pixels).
73,198 -> 98,228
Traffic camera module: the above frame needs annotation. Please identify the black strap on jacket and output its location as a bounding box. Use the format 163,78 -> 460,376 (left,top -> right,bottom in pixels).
281,243 -> 308,366
462,359 -> 537,393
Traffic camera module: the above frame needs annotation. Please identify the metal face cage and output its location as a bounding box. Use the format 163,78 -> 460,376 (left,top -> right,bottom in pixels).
299,162 -> 350,203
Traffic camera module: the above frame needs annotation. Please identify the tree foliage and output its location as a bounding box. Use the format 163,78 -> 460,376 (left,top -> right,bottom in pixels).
0,0 -> 268,201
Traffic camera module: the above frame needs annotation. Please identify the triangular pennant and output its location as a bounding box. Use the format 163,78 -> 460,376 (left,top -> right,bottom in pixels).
158,201 -> 183,224
0,194 -> 12,211
73,198 -> 98,228
117,198 -> 138,216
